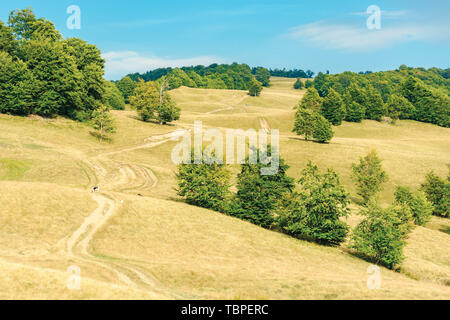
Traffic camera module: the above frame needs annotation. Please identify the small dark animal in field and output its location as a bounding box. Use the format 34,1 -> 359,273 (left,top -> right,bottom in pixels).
92,186 -> 99,193
137,193 -> 143,197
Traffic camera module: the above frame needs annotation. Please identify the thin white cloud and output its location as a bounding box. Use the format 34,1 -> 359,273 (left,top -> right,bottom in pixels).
102,51 -> 225,80
349,10 -> 409,18
287,21 -> 450,52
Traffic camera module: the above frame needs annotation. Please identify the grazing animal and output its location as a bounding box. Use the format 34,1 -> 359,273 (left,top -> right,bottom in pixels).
92,186 -> 99,193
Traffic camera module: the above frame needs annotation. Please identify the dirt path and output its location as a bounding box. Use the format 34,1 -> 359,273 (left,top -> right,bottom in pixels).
66,130 -> 185,296
259,117 -> 271,133
205,94 -> 248,115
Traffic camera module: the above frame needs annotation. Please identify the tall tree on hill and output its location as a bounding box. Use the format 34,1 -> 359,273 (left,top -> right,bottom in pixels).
130,80 -> 180,124
277,162 -> 350,246
386,94 -> 415,121
248,78 -> 263,96
116,76 -> 137,104
176,155 -> 232,213
20,39 -> 82,118
0,51 -> 36,116
254,67 -> 271,87
91,105 -> 116,142
8,7 -> 36,40
364,86 -> 387,121
312,115 -> 334,143
293,78 -> 304,89
293,108 -> 334,143
298,87 -> 322,111
343,97 -> 365,123
0,21 -> 17,55
321,88 -> 346,125
104,81 -> 125,110
394,186 -> 433,226
351,202 -> 409,269
420,171 -> 449,218
0,8 -> 108,122
352,150 -> 388,204
314,72 -> 329,97
230,147 -> 295,228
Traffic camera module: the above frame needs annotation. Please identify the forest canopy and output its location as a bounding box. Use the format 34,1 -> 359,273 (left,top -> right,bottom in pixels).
311,66 -> 450,127
0,8 -> 107,121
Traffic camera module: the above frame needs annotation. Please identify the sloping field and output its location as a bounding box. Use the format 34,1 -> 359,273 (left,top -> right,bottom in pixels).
0,77 -> 448,299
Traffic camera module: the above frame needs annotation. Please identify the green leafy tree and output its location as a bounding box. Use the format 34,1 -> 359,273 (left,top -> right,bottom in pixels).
20,39 -> 82,118
321,88 -> 346,125
130,80 -> 159,121
176,155 -> 231,213
365,86 -> 387,121
298,87 -> 322,111
157,93 -> 180,124
394,186 -> 433,226
168,68 -> 196,89
293,108 -> 334,143
351,203 -> 409,269
0,8 -> 106,121
104,81 -> 125,110
248,78 -> 263,96
0,20 -> 17,55
293,78 -> 304,89
386,94 -> 415,121
421,171 -> 449,218
293,108 -> 316,141
0,51 -> 36,115
313,115 -> 334,143
305,79 -> 314,88
116,76 -> 137,103
277,162 -> 350,246
8,7 -> 36,40
346,82 -> 367,106
254,67 -> 271,87
91,105 -> 116,142
130,80 -> 180,124
352,150 -> 388,204
345,101 -> 365,123
231,147 -> 295,228
313,72 -> 329,97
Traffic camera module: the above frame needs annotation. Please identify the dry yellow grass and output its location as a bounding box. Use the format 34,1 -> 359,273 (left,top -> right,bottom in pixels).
91,195 -> 450,299
0,77 -> 448,299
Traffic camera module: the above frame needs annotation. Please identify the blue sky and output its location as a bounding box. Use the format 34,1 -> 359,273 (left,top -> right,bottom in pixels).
1,0 -> 449,80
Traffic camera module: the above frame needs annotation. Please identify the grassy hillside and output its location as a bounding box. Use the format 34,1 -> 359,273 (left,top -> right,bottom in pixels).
0,77 -> 448,299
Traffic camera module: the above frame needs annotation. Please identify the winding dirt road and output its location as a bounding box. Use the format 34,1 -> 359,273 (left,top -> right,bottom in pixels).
66,130 -> 184,297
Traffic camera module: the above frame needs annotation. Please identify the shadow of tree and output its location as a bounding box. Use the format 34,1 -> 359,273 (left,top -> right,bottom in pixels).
89,131 -> 113,143
288,136 -> 331,144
